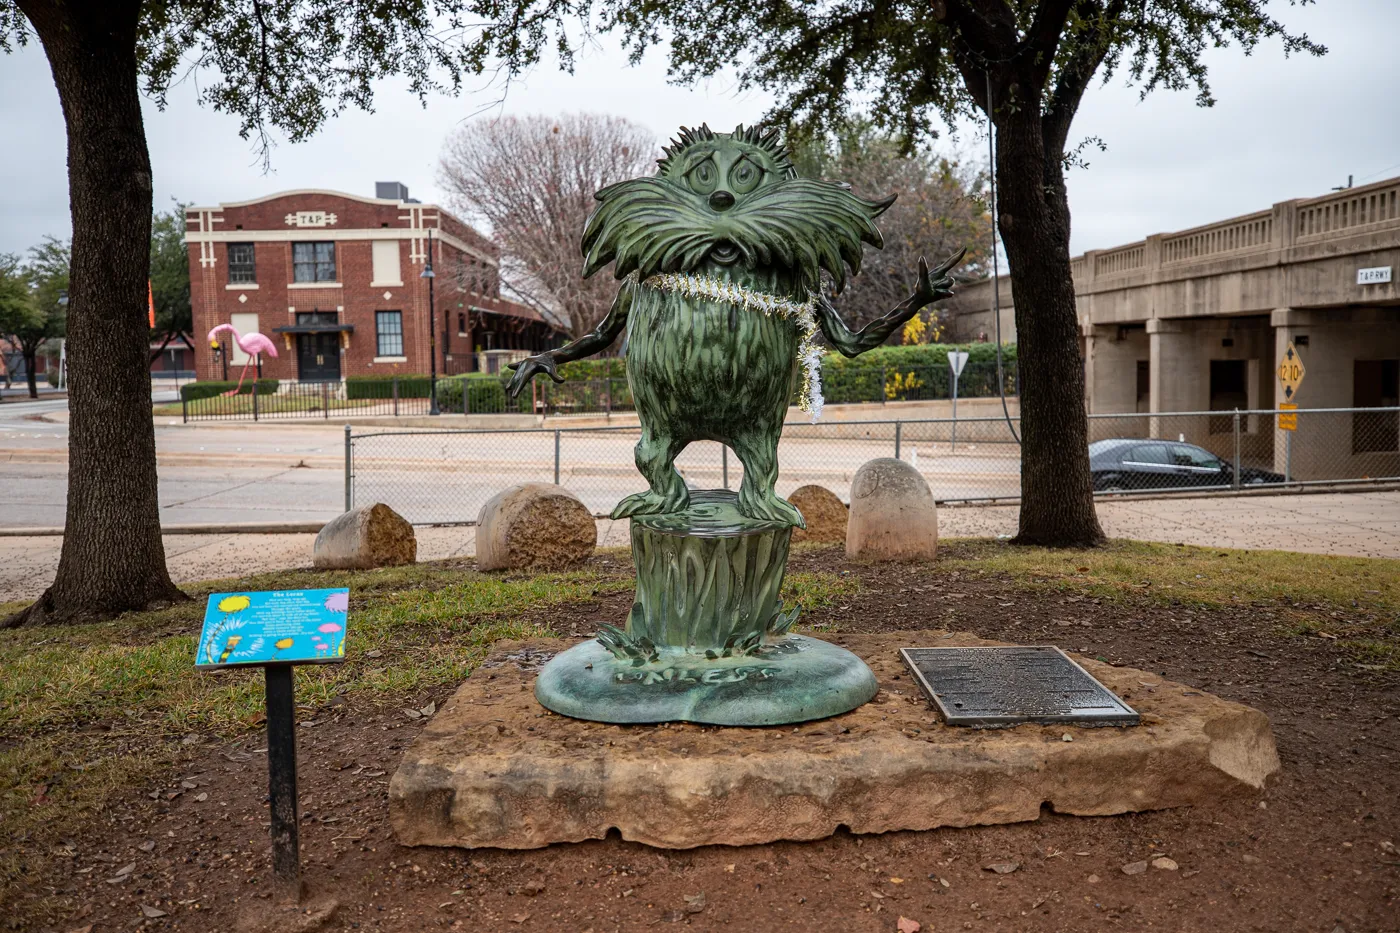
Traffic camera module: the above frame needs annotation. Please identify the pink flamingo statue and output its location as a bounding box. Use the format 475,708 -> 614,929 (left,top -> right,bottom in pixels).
208,323 -> 279,396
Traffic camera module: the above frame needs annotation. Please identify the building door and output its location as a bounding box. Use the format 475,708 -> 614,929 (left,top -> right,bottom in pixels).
295,312 -> 341,382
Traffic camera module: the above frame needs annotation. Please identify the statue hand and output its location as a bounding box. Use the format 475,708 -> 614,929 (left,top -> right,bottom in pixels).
911,248 -> 967,308
505,353 -> 564,398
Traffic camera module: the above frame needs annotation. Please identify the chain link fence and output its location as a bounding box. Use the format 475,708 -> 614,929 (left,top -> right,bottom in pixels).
347,407 -> 1400,524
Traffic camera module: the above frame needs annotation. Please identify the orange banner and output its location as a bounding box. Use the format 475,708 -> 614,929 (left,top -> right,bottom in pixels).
148,280 -> 155,328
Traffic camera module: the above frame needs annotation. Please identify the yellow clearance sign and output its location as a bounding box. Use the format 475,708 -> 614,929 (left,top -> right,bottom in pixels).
1278,402 -> 1297,431
1277,342 -> 1305,402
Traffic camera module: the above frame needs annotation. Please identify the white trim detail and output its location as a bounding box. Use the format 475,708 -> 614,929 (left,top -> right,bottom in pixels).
287,281 -> 343,290
225,283 -> 259,290
370,281 -> 403,289
183,226 -> 492,263
189,189 -> 433,210
373,356 -> 408,364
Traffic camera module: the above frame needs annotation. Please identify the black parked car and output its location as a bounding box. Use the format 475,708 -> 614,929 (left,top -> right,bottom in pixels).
1089,439 -> 1285,492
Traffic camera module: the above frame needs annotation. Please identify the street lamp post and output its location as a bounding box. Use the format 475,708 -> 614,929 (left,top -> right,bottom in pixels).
422,229 -> 439,416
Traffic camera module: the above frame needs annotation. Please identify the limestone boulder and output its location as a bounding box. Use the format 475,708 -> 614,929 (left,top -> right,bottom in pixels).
476,483 -> 596,572
846,457 -> 937,560
388,631 -> 1280,850
313,503 -> 416,570
788,484 -> 848,544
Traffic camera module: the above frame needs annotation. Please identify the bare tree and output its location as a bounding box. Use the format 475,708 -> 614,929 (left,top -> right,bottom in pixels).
792,123 -> 991,336
439,113 -> 657,341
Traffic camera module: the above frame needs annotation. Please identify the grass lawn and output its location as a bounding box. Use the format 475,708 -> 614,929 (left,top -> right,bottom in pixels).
1,539 -> 1396,925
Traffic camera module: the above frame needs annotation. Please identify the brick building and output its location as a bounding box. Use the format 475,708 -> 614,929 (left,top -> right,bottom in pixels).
185,183 -> 560,383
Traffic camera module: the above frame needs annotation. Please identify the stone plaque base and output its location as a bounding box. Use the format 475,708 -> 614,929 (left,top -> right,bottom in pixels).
536,634 -> 878,725
389,632 -> 1281,851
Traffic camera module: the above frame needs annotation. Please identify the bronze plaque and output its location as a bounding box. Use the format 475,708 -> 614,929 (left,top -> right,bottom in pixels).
899,645 -> 1139,727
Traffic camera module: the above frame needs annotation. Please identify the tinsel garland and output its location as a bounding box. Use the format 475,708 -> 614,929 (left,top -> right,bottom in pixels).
643,272 -> 826,421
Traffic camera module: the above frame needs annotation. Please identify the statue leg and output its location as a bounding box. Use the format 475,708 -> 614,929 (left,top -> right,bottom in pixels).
731,430 -> 804,528
611,430 -> 690,519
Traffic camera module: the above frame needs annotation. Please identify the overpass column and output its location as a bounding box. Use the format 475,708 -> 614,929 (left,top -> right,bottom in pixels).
1147,318 -> 1202,439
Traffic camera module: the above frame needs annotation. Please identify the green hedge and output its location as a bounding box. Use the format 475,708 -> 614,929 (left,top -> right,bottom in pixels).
343,374 -> 512,412
181,378 -> 279,401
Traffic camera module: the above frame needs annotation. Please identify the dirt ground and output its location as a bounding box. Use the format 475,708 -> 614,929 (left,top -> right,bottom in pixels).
18,546 -> 1400,933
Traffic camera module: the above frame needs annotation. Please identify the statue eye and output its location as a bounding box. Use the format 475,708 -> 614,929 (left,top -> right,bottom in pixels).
731,158 -> 763,194
687,159 -> 718,194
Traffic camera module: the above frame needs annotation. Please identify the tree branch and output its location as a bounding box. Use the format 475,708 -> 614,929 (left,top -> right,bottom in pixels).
1042,0 -> 1124,159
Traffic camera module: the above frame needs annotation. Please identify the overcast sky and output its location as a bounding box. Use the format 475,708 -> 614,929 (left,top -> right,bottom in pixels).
2,0 -> 1397,260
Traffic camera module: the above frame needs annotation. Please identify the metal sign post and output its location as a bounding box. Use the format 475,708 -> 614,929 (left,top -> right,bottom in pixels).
195,588 -> 350,904
947,350 -> 969,451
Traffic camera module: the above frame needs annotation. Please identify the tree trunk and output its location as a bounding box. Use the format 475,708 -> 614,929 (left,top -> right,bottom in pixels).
993,105 -> 1105,548
23,348 -> 38,398
5,0 -> 186,627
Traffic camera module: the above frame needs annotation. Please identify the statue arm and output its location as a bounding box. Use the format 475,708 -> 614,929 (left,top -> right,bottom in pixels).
815,250 -> 965,358
506,281 -> 634,398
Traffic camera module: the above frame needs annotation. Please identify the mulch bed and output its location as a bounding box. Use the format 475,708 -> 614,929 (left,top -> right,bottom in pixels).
17,546 -> 1400,933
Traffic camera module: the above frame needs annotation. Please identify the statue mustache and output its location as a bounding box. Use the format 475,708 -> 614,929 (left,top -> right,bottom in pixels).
581,177 -> 894,292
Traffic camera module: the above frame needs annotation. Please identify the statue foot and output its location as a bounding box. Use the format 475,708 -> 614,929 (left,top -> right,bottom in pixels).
737,492 -> 806,529
611,488 -> 691,520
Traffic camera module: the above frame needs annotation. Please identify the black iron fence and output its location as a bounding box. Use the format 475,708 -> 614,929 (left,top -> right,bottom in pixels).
179,361 -> 1019,423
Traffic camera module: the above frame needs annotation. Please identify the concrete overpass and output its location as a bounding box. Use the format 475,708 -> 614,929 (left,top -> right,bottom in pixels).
946,175 -> 1400,479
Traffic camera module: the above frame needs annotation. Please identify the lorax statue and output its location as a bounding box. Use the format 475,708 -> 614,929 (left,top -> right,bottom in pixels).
507,124 -> 963,526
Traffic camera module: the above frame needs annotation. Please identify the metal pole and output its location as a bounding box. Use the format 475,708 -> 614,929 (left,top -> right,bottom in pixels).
950,371 -> 959,452
344,424 -> 352,511
553,430 -> 561,485
1232,409 -> 1241,490
182,391 -> 187,424
253,378 -> 259,421
895,421 -> 902,460
263,664 -> 302,903
722,445 -> 729,489
1285,430 -> 1292,483
321,380 -> 328,419
426,229 -> 439,416
392,375 -> 398,417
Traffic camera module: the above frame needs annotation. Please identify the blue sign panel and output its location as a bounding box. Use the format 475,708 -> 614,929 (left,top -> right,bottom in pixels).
195,588 -> 349,668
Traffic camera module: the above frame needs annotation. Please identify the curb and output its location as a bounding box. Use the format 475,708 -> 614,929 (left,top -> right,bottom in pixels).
0,521 -> 327,538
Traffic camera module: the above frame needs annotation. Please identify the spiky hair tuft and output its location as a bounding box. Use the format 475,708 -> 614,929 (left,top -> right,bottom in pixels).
655,123 -> 797,179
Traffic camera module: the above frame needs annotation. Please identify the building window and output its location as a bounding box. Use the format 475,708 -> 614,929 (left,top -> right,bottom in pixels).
458,311 -> 467,335
228,243 -> 256,283
292,242 -> 336,283
1354,359 -> 1400,454
376,311 -> 404,357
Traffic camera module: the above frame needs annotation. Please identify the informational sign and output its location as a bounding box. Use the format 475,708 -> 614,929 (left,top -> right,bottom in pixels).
194,587 -> 351,903
1277,341 -> 1306,402
196,588 -> 349,668
947,350 -> 969,377
1357,266 -> 1392,285
1278,402 -> 1297,432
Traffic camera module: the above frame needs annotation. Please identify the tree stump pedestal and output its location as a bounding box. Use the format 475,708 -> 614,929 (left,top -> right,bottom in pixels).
535,490 -> 877,725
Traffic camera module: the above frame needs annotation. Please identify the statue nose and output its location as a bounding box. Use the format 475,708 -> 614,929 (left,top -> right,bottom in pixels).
709,190 -> 735,211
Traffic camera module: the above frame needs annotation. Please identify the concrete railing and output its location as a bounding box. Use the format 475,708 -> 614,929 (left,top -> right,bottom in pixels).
1093,243 -> 1146,277
1295,179 -> 1400,241
1161,209 -> 1273,264
1062,174 -> 1400,294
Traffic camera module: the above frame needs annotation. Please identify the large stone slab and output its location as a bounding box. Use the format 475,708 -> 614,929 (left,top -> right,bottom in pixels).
389,632 -> 1279,850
